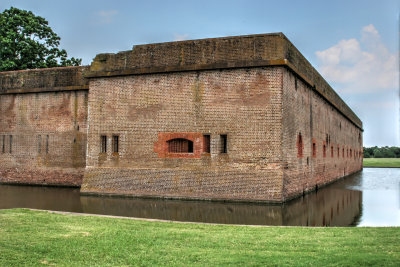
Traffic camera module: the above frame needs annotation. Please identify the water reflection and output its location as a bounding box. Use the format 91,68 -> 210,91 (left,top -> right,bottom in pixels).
0,185 -> 82,212
1,168 -> 399,226
79,186 -> 362,226
283,189 -> 362,226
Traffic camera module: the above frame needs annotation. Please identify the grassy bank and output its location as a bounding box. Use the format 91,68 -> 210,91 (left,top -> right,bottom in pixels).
363,158 -> 400,168
0,209 -> 399,266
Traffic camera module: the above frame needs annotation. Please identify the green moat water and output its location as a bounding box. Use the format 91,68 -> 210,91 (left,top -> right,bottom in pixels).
0,168 -> 399,226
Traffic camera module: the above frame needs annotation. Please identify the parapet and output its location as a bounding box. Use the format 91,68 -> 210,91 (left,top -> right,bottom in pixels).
86,33 -> 362,130
0,66 -> 89,94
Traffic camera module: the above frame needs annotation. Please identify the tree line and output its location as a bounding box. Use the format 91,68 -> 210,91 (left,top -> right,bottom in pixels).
363,146 -> 400,158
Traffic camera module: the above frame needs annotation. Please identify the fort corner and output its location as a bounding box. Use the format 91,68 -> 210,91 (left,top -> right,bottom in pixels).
0,33 -> 363,202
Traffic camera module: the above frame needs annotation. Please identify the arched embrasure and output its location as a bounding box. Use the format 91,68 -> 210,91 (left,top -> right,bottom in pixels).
167,138 -> 193,153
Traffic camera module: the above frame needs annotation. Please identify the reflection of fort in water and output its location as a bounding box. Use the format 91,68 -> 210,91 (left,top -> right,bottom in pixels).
0,182 -> 362,226
81,186 -> 362,226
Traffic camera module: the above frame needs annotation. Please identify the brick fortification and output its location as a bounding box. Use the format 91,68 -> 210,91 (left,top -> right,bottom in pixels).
0,33 -> 363,202
0,67 -> 89,186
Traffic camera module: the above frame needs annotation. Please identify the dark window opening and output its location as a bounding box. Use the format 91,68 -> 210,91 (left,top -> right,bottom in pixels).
2,135 -> 4,153
168,138 -> 193,153
297,133 -> 303,157
46,135 -> 49,154
337,146 -> 340,157
323,144 -> 326,158
331,145 -> 334,157
342,147 -> 344,158
220,134 -> 227,154
101,135 -> 107,153
38,135 -> 41,153
112,135 -> 119,153
9,135 -> 12,154
312,142 -> 316,158
203,134 -> 210,153
295,78 -> 298,90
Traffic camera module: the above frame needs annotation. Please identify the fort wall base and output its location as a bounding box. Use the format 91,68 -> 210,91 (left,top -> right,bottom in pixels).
81,168 -> 283,202
0,167 -> 83,187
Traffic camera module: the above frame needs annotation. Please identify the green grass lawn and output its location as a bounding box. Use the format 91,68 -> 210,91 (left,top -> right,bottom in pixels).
363,158 -> 400,168
0,209 -> 399,266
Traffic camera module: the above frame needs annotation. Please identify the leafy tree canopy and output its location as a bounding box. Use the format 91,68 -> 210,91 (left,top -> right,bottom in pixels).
0,7 -> 81,71
363,146 -> 400,158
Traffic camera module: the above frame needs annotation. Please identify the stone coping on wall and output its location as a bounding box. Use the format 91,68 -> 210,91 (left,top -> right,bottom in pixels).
0,66 -> 89,94
86,33 -> 362,130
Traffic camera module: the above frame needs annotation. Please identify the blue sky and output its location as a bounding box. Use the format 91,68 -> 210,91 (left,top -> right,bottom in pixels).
1,0 -> 399,147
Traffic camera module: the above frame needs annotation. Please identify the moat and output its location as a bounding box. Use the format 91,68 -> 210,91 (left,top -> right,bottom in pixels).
1,168 -> 399,227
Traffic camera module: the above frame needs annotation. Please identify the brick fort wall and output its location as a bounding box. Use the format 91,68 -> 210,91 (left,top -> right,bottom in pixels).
0,33 -> 363,202
82,68 -> 285,202
0,66 -> 89,186
281,69 -> 362,201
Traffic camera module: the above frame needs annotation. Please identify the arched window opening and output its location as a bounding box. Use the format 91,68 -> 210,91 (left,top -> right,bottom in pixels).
203,134 -> 210,153
323,144 -> 326,158
100,135 -> 107,153
167,138 -> 193,153
220,134 -> 227,154
297,133 -> 303,157
312,142 -> 316,158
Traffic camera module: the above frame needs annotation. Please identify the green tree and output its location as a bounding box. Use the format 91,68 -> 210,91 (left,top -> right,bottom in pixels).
0,7 -> 81,71
373,149 -> 384,158
363,146 -> 375,157
363,150 -> 371,158
390,146 -> 400,158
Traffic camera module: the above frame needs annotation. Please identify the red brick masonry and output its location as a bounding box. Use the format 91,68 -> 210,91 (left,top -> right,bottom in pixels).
154,132 -> 205,158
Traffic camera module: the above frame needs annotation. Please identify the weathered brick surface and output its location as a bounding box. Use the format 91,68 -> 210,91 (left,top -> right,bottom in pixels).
82,68 -> 285,201
0,167 -> 82,186
83,168 -> 283,202
281,69 -> 363,201
0,66 -> 89,94
87,33 -> 361,130
0,67 -> 88,187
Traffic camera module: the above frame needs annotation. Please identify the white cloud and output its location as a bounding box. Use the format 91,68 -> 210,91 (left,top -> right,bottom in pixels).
316,24 -> 398,93
96,10 -> 118,24
173,33 -> 189,41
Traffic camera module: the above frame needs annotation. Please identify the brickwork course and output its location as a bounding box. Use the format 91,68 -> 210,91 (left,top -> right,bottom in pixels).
0,33 -> 363,202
